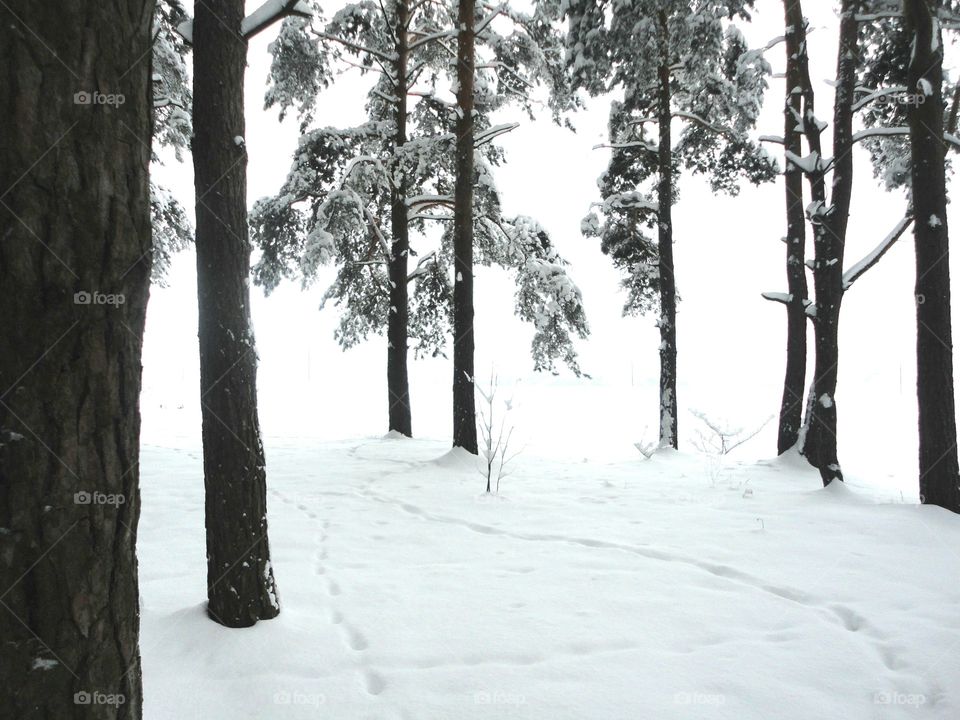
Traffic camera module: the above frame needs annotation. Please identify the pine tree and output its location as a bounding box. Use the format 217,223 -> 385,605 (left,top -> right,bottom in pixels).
453,0 -> 479,452
566,0 -> 777,448
151,0 -> 193,284
905,0 -> 960,512
187,0 -> 311,628
776,0 -> 921,484
0,1 -> 155,715
254,0 -> 589,449
765,0 -> 811,454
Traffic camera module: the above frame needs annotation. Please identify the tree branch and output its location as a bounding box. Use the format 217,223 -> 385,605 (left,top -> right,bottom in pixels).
842,213 -> 913,290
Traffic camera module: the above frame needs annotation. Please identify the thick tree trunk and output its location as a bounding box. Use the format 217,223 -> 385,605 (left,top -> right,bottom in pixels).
907,0 -> 960,512
0,1 -> 154,716
804,0 -> 859,485
777,0 -> 810,454
193,0 -> 280,626
388,0 -> 413,437
452,0 -> 479,454
656,19 -> 678,450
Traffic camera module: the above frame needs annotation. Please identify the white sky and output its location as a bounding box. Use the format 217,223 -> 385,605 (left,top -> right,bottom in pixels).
142,2 -> 959,491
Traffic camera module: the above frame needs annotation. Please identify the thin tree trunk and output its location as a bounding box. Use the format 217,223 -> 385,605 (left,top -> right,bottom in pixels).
656,13 -> 678,449
906,0 -> 960,512
777,0 -> 810,454
388,0 -> 413,437
193,0 -> 280,626
805,0 -> 859,485
0,1 -> 154,715
452,0 -> 478,454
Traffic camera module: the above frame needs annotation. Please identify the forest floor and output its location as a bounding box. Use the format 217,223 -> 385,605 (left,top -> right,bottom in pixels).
138,436 -> 960,719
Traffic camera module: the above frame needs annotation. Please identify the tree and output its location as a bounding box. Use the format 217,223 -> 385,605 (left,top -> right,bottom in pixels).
254,0 -> 588,448
189,0 -> 311,628
765,0 -> 811,454
568,0 -> 777,448
905,0 -> 960,512
453,0 -> 479,452
0,0 -> 155,716
772,0 -> 924,484
151,0 -> 194,284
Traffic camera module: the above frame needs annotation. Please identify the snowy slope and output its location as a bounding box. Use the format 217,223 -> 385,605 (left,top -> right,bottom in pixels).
138,436 -> 960,720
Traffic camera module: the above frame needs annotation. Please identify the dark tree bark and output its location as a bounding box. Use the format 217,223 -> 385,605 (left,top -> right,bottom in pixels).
656,12 -> 678,449
802,0 -> 859,485
0,1 -> 154,716
452,0 -> 479,454
775,0 -> 810,454
906,0 -> 960,512
193,0 -> 280,627
388,0 -> 413,437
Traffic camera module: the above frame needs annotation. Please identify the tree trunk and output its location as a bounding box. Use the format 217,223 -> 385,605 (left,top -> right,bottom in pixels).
804,0 -> 859,485
777,0 -> 810,454
656,15 -> 678,450
193,0 -> 280,627
0,1 -> 154,716
907,0 -> 960,512
452,0 -> 478,454
388,0 -> 413,437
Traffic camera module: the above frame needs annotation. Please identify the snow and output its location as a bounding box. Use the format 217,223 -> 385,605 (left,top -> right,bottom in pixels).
139,437 -> 960,719
241,0 -> 312,38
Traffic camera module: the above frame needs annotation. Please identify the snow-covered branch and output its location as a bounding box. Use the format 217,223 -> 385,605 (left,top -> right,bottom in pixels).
175,0 -> 312,43
673,111 -> 741,141
312,30 -> 397,64
761,292 -> 793,305
842,213 -> 913,290
408,27 -> 456,52
852,86 -> 908,112
242,0 -> 312,40
407,250 -> 438,282
406,195 -> 454,212
474,123 -> 520,147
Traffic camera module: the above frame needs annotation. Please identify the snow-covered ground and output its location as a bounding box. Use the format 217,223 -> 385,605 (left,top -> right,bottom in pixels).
139,434 -> 960,719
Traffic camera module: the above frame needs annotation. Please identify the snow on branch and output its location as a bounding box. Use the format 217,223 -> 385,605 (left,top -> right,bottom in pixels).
761,292 -> 793,305
852,86 -> 908,112
784,150 -> 828,174
600,192 -> 658,214
474,123 -> 520,147
406,195 -> 454,212
673,111 -> 742,142
407,250 -> 438,282
408,28 -> 456,52
851,127 -> 910,143
593,140 -> 658,153
175,0 -> 311,43
242,0 -> 312,40
311,29 -> 397,64
842,213 -> 913,290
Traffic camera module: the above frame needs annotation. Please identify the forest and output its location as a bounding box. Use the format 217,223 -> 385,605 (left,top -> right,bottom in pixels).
1,0 -> 959,718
